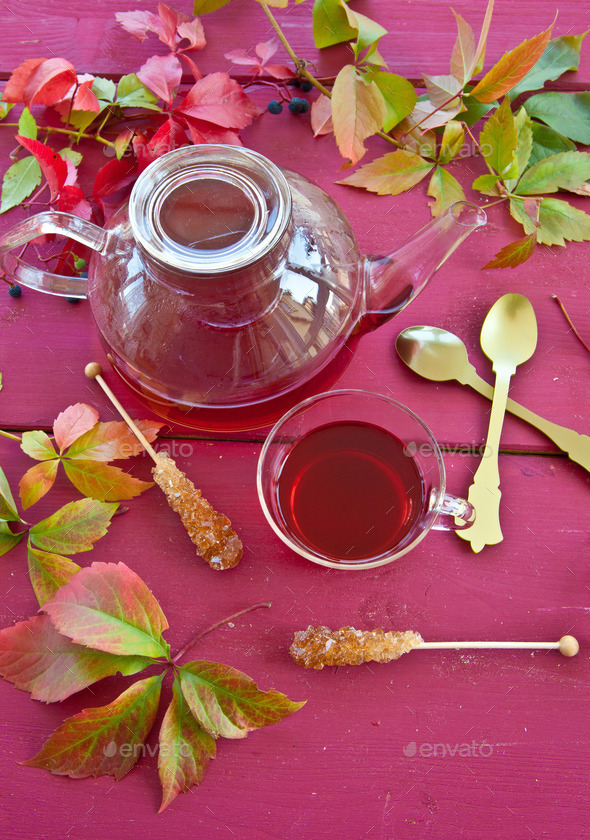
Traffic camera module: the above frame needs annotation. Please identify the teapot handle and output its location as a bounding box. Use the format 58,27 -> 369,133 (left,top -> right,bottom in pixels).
0,212 -> 113,298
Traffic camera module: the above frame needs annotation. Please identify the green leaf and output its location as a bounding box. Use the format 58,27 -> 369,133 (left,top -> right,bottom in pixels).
64,109 -> 101,134
158,675 -> 216,812
337,150 -> 434,195
341,5 -> 388,59
19,460 -> 60,509
472,173 -> 502,196
509,107 -> 534,186
0,156 -> 42,214
459,90 -> 495,127
27,544 -> 80,607
312,0 -> 357,49
116,74 -> 160,111
18,107 -> 37,140
0,521 -> 24,557
478,97 -> 519,179
0,102 -> 14,120
524,92 -> 590,144
91,76 -> 116,103
516,151 -> 590,196
427,166 -> 466,216
22,674 -> 164,779
60,147 -> 83,167
193,0 -> 232,11
0,466 -> 23,522
63,459 -> 154,501
535,197 -> 590,246
370,72 -> 416,133
29,498 -> 118,554
0,613 -> 152,700
179,660 -> 305,739
509,32 -> 588,99
331,65 -> 386,165
450,9 -> 476,84
470,22 -> 554,103
483,234 -> 537,269
529,121 -> 576,167
43,561 -> 170,659
438,121 -> 465,165
20,429 -> 57,461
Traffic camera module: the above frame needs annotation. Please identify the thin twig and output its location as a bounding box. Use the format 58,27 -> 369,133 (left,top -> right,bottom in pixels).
172,601 -> 272,663
0,429 -> 22,442
553,295 -> 590,354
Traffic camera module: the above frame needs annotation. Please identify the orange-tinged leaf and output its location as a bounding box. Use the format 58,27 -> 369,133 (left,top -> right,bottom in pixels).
53,403 -> 99,453
158,675 -> 216,812
331,65 -> 386,165
44,561 -> 170,658
22,674 -> 163,779
66,419 -> 162,461
20,429 -> 57,461
0,522 -> 23,557
479,97 -> 518,179
0,466 -> 24,522
311,93 -> 333,137
472,0 -> 495,76
470,21 -> 555,103
19,460 -> 59,509
27,544 -> 80,607
337,150 -> 434,196
0,613 -> 152,701
450,9 -> 476,83
29,498 -> 118,554
63,460 -> 154,501
179,660 -> 305,740
483,233 -> 537,269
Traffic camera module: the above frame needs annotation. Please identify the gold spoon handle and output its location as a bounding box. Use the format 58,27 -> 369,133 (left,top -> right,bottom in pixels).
459,368 -> 511,553
462,367 -> 590,473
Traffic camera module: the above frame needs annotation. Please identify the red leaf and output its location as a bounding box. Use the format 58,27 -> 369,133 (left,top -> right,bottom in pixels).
157,2 -> 185,50
16,136 -> 67,202
135,118 -> 188,174
265,64 -> 296,80
53,403 -> 99,453
256,39 -> 278,64
72,80 -> 100,113
183,118 -> 242,146
2,58 -> 44,103
24,58 -> 77,107
179,52 -> 203,82
483,234 -> 537,269
92,157 -> 137,200
57,185 -> 93,220
176,18 -> 206,51
176,72 -> 261,129
138,54 -> 182,106
115,10 -> 166,43
224,49 -> 261,68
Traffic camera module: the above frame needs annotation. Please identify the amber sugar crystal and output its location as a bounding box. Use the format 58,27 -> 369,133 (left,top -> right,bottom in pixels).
290,625 -> 423,669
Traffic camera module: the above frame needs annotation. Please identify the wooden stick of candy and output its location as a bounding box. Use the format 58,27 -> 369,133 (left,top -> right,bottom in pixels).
84,362 -> 242,570
290,626 -> 579,669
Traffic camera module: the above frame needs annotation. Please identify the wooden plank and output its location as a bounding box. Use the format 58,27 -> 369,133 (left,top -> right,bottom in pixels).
0,0 -> 589,85
0,444 -> 588,838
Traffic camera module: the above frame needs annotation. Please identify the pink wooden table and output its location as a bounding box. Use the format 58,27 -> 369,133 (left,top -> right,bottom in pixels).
0,2 -> 589,838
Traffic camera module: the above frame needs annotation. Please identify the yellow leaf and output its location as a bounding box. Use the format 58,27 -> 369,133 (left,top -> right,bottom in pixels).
450,10 -> 476,84
331,65 -> 386,165
427,166 -> 466,216
337,150 -> 434,195
438,121 -> 465,164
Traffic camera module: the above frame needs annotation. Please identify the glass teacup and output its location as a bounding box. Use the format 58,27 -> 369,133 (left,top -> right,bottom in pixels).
257,389 -> 475,570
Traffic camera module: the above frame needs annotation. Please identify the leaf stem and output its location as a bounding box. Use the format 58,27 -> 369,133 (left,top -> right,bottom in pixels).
0,428 -> 22,442
172,601 -> 272,664
3,122 -> 115,148
553,296 -> 590,354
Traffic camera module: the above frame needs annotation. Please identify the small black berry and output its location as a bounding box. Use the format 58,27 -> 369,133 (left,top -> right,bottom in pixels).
66,297 -> 81,304
291,79 -> 301,88
268,100 -> 283,114
300,79 -> 313,92
288,97 -> 310,114
8,284 -> 21,298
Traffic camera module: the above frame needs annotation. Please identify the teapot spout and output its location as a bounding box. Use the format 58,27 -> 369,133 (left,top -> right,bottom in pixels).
362,201 -> 487,331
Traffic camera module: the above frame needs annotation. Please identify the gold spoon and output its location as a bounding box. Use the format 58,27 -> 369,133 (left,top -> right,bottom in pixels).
458,294 -> 538,552
395,326 -> 590,475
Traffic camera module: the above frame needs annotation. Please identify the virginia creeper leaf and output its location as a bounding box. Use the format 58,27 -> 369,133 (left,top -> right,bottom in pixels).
63,460 -> 154,502
341,6 -> 387,59
427,166 -> 466,216
193,0 -> 232,13
529,122 -> 576,167
472,173 -> 502,196
20,429 -> 57,461
18,107 -> 37,140
19,460 -> 60,510
312,0 -> 356,48
27,544 -> 80,607
0,613 -> 153,700
483,234 -> 537,269
16,135 -> 67,202
509,33 -> 588,99
0,521 -> 24,557
506,107 -> 534,190
116,74 -> 161,111
44,561 -> 170,659
92,158 -> 137,201
66,420 -> 162,461
337,150 -> 434,195
176,72 -> 261,129
438,120 -> 465,165
370,72 -> 416,133
516,151 -> 590,196
22,674 -> 164,778
3,58 -> 76,107
478,97 -> 518,179
91,77 -> 116,103
158,675 -> 216,812
138,54 -> 183,106
53,404 -> 99,453
179,660 -> 305,740
1,58 -> 44,103
472,0 -> 495,76
524,92 -> 590,145
421,73 -> 463,109
0,466 -> 23,522
450,9 -> 476,84
0,102 -> 14,119
331,65 -> 386,165
470,22 -> 554,103
534,198 -> 590,246
0,156 -> 42,214
310,94 -> 333,137
29,499 -> 118,554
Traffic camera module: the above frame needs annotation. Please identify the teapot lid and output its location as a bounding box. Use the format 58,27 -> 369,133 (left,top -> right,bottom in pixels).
129,145 -> 292,274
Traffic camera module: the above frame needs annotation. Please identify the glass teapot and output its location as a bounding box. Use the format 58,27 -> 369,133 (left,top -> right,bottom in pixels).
0,145 -> 486,431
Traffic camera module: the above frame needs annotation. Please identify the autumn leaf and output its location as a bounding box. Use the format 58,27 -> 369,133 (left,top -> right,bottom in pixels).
310,94 -> 333,137
115,73 -> 161,111
63,460 -> 154,502
515,151 -> 590,196
331,65 -> 386,165
29,498 -> 118,554
338,150 -> 434,196
44,561 -> 170,659
478,97 -> 519,180
0,466 -> 24,522
179,660 -> 305,739
176,72 -> 261,129
16,135 -> 67,202
19,460 -> 60,510
438,120 -> 465,165
20,430 -> 57,461
483,234 -> 537,269
450,9 -> 476,84
0,156 -> 42,214
53,403 -> 99,453
470,21 -> 554,103
510,32 -> 587,99
510,195 -> 590,246
370,71 -> 416,133
0,521 -> 24,557
23,674 -> 164,779
138,54 -> 183,106
0,613 -> 152,700
312,0 -> 356,49
529,122 -> 576,168
158,675 -> 216,812
193,0 -> 232,12
2,57 -> 76,107
427,166 -> 466,217
524,92 -> 590,145
27,545 -> 80,607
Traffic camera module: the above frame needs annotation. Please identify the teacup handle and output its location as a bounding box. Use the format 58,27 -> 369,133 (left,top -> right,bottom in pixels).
431,493 -> 475,531
0,211 -> 113,298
